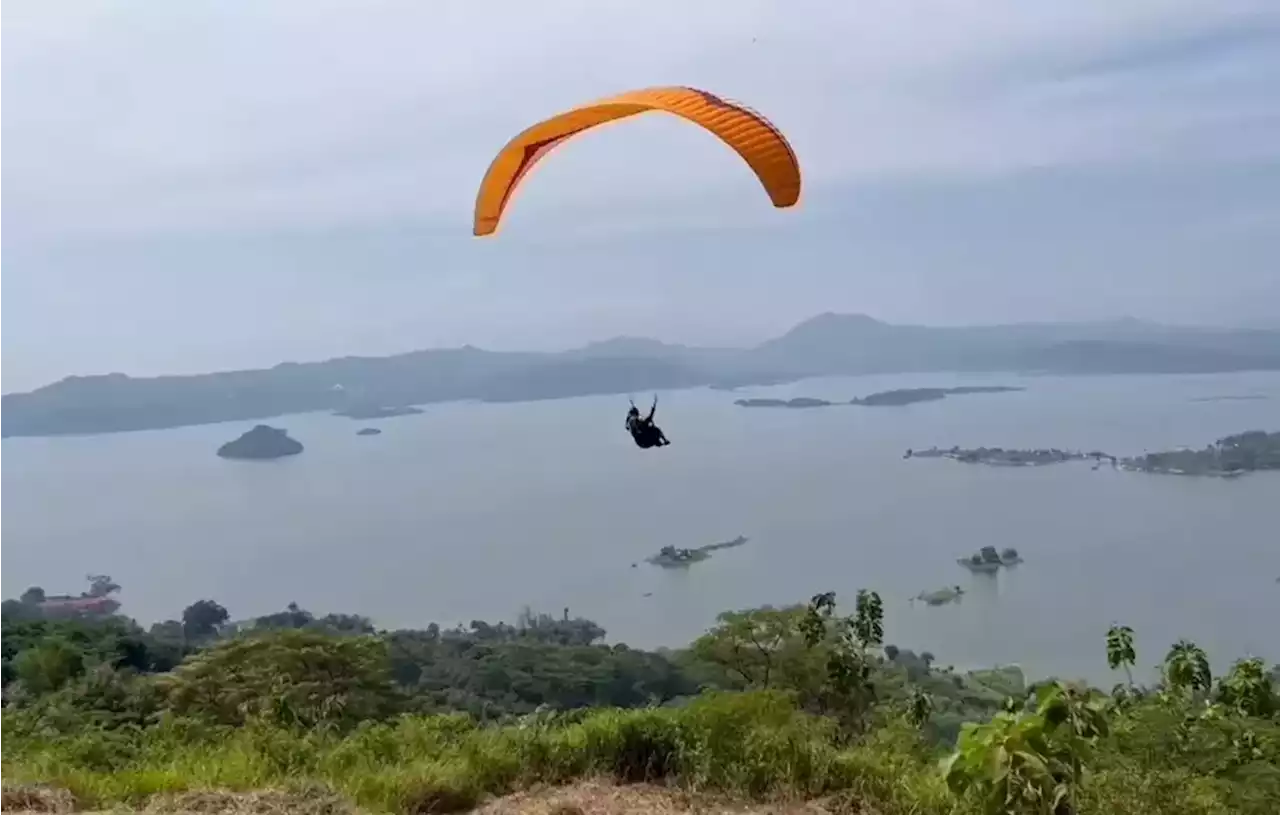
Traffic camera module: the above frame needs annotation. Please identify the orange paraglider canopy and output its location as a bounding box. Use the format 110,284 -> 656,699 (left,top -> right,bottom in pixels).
472,86 -> 801,237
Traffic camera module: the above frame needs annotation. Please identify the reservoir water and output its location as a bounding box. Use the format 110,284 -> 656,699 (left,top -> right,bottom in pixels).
4,371 -> 1278,686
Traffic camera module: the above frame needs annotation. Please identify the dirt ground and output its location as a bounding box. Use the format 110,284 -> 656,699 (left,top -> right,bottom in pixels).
471,781 -> 838,815
1,781 -> 847,815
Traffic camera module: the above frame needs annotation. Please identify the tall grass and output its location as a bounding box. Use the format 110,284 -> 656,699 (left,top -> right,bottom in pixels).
2,691 -> 953,814
7,690 -> 1261,814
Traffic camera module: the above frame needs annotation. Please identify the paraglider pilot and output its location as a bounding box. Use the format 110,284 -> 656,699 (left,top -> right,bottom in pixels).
626,396 -> 670,449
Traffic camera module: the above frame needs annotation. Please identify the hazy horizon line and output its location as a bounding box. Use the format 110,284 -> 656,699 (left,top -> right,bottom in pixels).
7,310 -> 1277,396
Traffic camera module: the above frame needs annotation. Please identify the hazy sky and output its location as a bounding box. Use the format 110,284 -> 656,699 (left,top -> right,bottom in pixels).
4,1 -> 1279,391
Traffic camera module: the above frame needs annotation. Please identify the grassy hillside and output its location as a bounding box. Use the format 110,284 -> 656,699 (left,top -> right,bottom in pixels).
2,586 -> 1277,814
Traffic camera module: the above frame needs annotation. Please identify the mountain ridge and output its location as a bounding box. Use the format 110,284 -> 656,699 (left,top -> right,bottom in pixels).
5,313 -> 1279,438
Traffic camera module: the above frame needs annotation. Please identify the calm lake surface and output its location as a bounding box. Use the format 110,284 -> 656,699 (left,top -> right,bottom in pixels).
4,371 -> 1279,686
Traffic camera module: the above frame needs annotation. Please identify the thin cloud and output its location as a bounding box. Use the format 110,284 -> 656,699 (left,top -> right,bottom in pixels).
3,1 -> 1279,390
4,1 -> 1279,242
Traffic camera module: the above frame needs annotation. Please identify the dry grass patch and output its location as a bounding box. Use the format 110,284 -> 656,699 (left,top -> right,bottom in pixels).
471,780 -> 837,815
1,783 -> 79,813
142,789 -> 358,815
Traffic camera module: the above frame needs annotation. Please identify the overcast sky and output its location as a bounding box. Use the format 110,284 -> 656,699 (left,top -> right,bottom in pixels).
3,1 -> 1279,391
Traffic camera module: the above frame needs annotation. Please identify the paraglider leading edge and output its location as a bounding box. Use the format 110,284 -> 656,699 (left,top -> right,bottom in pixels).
471,85 -> 802,237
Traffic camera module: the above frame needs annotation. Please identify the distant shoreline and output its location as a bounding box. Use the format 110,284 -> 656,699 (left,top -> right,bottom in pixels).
4,312 -> 1278,438
735,386 -> 1025,410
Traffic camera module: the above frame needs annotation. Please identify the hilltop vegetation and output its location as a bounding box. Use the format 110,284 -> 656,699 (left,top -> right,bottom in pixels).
909,429 -> 1280,477
3,582 -> 1277,814
5,313 -> 1280,437
1123,429 -> 1280,475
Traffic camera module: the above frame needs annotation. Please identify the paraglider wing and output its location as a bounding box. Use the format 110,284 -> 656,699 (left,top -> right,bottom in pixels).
472,86 -> 801,237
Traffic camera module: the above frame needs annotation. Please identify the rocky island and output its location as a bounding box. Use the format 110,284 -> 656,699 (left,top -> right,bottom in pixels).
216,425 -> 304,460
648,546 -> 710,567
958,546 -> 1023,574
735,386 -> 1024,409
646,535 -> 748,569
912,585 -> 966,606
334,405 -> 424,420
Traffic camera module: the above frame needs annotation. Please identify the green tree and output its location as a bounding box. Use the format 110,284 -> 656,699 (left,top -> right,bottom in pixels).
1105,623 -> 1136,687
800,589 -> 884,734
181,599 -> 229,642
85,574 -> 121,598
251,601 -> 315,630
149,619 -> 185,644
14,639 -> 85,695
24,665 -> 166,732
1162,639 -> 1212,696
907,686 -> 935,729
159,629 -> 398,731
852,589 -> 885,651
944,681 -> 1109,815
314,613 -> 377,634
689,605 -> 822,694
1216,657 -> 1276,718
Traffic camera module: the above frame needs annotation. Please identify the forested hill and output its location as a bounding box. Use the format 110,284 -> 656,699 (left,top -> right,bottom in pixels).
5,313 -> 1280,437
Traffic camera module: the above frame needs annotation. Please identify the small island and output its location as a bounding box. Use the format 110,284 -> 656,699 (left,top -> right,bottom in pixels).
913,585 -> 966,607
958,546 -> 1023,574
333,405 -> 424,420
735,386 -> 1024,409
734,397 -> 833,409
356,427 -> 382,436
648,546 -> 711,567
646,535 -> 748,569
906,445 -> 1105,467
216,425 -> 304,460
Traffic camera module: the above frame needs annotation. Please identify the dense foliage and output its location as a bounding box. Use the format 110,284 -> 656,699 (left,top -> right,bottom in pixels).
1130,429 -> 1280,474
2,585 -> 1277,814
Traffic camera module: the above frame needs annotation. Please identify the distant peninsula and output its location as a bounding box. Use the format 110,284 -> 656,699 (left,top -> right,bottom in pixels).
216,425 -> 304,460
5,313 -> 1279,437
735,397 -> 835,409
852,386 -> 1023,406
908,430 -> 1279,477
1188,394 -> 1269,403
735,386 -> 1024,409
333,405 -> 424,420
